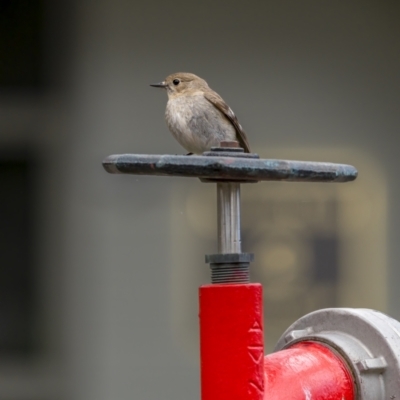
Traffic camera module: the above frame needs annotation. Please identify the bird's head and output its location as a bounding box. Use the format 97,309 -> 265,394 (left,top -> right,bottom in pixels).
150,72 -> 208,98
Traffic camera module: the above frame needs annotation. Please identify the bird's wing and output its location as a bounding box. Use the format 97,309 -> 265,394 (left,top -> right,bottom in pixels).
203,91 -> 251,153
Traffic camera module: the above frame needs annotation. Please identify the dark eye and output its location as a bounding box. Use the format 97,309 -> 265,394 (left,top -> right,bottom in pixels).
173,79 -> 180,86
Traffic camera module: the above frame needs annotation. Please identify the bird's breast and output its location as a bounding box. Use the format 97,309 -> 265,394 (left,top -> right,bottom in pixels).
165,96 -> 204,153
165,97 -> 191,135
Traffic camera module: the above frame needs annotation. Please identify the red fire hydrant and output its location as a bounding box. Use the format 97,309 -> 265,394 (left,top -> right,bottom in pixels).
200,284 -> 400,400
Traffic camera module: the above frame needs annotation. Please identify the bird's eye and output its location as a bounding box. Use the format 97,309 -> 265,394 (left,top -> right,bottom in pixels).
173,79 -> 180,86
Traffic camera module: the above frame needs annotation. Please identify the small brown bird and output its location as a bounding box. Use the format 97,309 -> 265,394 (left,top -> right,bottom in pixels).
150,73 -> 251,154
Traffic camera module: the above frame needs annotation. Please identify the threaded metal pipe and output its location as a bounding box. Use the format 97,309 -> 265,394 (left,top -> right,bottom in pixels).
210,263 -> 250,284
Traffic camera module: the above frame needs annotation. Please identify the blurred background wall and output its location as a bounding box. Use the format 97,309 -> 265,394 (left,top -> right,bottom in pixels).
0,0 -> 399,399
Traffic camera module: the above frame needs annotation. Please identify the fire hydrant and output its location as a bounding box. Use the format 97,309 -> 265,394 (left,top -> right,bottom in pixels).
103,142 -> 400,399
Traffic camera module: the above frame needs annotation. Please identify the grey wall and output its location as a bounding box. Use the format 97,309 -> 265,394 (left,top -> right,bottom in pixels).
1,1 -> 399,399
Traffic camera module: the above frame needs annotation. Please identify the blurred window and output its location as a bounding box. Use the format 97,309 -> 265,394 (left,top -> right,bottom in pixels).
0,0 -> 44,89
0,154 -> 36,357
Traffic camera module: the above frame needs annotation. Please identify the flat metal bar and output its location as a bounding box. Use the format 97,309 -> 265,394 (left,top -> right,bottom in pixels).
217,183 -> 241,253
102,154 -> 357,183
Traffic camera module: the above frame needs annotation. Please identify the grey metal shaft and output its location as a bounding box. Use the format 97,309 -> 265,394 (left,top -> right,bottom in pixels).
217,182 -> 241,253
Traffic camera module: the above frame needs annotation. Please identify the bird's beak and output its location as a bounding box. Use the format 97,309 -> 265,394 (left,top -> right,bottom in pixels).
150,81 -> 167,88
